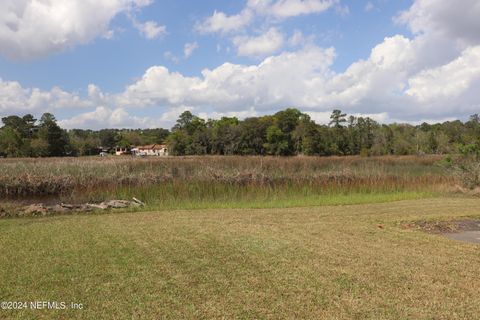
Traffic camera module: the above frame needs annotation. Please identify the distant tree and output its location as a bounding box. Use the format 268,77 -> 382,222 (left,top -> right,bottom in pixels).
1,109 -> 480,158
0,126 -> 23,157
98,129 -> 118,149
38,113 -> 70,156
275,108 -> 302,133
210,117 -> 240,155
265,125 -> 290,155
329,109 -> 347,128
238,117 -> 274,155
173,111 -> 205,135
328,110 -> 348,155
30,138 -> 49,157
167,130 -> 190,156
22,114 -> 37,138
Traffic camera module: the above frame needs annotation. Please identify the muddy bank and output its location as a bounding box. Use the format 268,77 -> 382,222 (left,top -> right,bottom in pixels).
406,219 -> 480,244
411,219 -> 480,234
0,198 -> 145,218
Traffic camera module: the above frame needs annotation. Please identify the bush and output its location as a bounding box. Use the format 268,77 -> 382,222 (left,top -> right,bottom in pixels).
452,143 -> 480,189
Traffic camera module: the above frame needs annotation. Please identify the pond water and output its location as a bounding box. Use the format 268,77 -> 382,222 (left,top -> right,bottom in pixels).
445,231 -> 480,244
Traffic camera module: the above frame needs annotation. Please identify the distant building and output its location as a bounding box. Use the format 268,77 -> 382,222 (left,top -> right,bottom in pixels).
132,144 -> 169,156
114,147 -> 131,156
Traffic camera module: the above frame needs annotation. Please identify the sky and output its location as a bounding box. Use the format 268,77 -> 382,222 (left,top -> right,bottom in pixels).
0,0 -> 479,129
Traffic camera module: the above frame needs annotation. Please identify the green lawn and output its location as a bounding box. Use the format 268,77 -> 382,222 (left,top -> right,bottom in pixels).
1,198 -> 480,319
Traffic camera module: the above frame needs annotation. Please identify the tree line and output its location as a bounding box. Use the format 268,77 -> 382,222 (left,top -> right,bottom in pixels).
1,109 -> 480,157
0,113 -> 168,157
167,109 -> 480,156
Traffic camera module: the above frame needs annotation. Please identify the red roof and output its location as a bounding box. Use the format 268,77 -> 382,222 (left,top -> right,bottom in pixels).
136,144 -> 167,151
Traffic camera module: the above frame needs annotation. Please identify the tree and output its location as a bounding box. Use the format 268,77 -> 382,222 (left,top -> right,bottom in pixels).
275,108 -> 302,134
329,109 -> 347,128
0,126 -> 22,157
167,130 -> 190,155
329,110 -> 348,155
98,129 -> 118,149
210,117 -> 240,155
265,125 -> 289,155
173,111 -> 205,135
38,113 -> 71,156
238,117 -> 274,155
22,114 -> 37,138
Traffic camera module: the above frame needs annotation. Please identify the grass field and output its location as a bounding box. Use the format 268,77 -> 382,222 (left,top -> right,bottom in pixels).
1,198 -> 480,319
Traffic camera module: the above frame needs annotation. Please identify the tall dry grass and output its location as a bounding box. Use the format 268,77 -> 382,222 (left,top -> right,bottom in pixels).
0,155 -> 453,203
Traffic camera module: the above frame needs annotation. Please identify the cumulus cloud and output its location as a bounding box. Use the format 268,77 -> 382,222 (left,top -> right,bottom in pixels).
406,46 -> 480,103
195,9 -> 253,34
396,0 -> 480,46
115,46 -> 336,111
196,0 -> 336,59
0,0 -> 156,60
196,0 -> 336,34
58,106 -> 168,129
132,20 -> 167,39
163,51 -> 180,64
198,108 -> 259,121
233,28 -> 285,57
0,78 -> 92,114
115,17 -> 480,123
184,42 -> 199,58
288,30 -> 314,47
3,0 -> 480,128
59,104 -> 198,130
249,0 -> 337,20
307,111 -> 388,125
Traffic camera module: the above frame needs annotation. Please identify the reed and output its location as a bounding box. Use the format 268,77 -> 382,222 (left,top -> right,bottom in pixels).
0,155 -> 453,209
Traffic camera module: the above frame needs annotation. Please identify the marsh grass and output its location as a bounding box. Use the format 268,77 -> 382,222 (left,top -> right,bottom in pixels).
0,155 -> 453,212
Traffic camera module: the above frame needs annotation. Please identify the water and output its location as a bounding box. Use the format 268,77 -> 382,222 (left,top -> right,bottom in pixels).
445,231 -> 480,244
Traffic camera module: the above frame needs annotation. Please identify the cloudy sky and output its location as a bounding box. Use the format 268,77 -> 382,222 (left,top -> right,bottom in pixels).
0,0 -> 479,129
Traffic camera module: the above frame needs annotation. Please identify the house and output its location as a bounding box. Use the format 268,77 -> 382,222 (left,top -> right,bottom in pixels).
132,144 -> 169,156
114,147 -> 131,156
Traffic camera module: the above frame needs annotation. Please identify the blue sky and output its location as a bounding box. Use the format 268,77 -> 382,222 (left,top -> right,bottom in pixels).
0,0 -> 479,129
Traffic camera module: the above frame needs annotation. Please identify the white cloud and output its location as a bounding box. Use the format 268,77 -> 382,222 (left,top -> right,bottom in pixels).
0,0 -> 155,60
58,106 -> 168,130
233,28 -> 285,57
288,30 -> 314,47
132,20 -> 166,39
3,0 -> 480,128
307,111 -> 388,125
115,20 -> 480,123
396,0 -> 480,46
249,0 -> 337,20
198,108 -> 259,121
61,104 -> 195,130
195,9 -> 253,34
163,51 -> 179,64
197,0 -> 336,35
0,78 -> 92,114
406,46 -> 480,103
116,46 -> 336,111
184,42 -> 199,58
196,0 -> 336,59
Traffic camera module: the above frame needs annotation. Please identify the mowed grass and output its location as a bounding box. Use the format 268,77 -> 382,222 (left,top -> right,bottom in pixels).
1,198 -> 480,319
